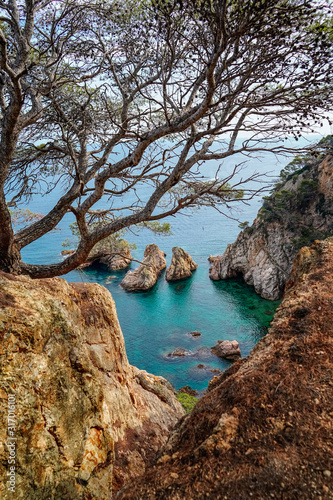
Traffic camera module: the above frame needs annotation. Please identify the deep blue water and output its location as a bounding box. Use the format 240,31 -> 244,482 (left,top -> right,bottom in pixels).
20,138 -> 318,391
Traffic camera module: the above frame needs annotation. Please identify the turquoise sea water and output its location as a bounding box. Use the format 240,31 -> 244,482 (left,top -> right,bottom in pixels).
20,139 -> 317,391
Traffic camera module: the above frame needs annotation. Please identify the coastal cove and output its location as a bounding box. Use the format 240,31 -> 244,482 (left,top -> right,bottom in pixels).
20,140 -> 315,391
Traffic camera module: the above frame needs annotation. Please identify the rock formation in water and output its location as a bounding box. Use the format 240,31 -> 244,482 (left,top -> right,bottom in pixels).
211,339 -> 241,360
0,273 -> 183,499
97,246 -> 132,270
118,237 -> 333,499
165,247 -> 197,281
121,244 -> 166,291
210,151 -> 333,299
62,240 -> 132,271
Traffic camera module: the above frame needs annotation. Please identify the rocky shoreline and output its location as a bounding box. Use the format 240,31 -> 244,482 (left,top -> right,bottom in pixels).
209,154 -> 333,299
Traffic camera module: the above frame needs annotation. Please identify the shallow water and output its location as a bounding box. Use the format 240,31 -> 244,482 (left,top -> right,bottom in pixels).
20,139 -> 317,390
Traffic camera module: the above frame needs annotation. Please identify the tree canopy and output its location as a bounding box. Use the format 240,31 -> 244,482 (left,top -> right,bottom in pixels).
0,0 -> 332,277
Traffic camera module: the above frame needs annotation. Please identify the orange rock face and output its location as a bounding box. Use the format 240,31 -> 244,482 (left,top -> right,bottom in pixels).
0,273 -> 183,499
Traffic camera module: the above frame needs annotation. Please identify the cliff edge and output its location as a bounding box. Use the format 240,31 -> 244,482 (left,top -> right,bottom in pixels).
119,238 -> 333,499
0,274 -> 183,499
210,152 -> 333,299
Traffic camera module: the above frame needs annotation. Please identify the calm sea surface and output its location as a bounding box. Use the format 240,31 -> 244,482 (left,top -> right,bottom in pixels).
21,138 -> 317,391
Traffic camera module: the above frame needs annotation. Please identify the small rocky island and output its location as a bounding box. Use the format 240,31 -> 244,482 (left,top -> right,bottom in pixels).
120,245 -> 197,291
62,240 -> 132,271
209,151 -> 333,299
165,247 -> 197,281
121,244 -> 166,291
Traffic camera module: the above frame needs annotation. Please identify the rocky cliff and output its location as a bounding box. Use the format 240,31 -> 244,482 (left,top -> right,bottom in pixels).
118,237 -> 333,499
0,273 -> 183,499
210,152 -> 333,299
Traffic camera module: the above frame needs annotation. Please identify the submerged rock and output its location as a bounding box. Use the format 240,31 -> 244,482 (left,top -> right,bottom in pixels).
118,237 -> 333,500
165,247 -> 197,281
187,331 -> 201,337
167,347 -> 192,357
121,244 -> 166,291
0,273 -> 183,499
211,340 -> 241,360
209,154 -> 333,299
196,364 -> 222,374
167,346 -> 212,360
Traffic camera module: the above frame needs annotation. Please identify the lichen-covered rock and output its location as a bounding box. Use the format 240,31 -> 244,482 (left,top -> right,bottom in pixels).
211,340 -> 241,360
121,244 -> 166,291
165,247 -> 197,281
0,273 -> 183,499
118,237 -> 333,500
210,155 -> 333,299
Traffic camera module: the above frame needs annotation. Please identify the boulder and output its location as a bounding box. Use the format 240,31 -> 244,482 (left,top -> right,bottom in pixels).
121,244 -> 166,291
0,272 -> 183,499
166,247 -> 197,281
211,340 -> 241,360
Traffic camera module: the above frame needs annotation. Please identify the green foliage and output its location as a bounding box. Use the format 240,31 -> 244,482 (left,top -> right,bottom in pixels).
238,221 -> 249,229
62,222 -> 134,254
297,179 -> 319,207
291,228 -> 333,250
138,221 -> 172,235
279,156 -> 310,182
176,393 -> 199,414
63,220 -> 171,252
9,209 -> 44,231
258,207 -> 277,222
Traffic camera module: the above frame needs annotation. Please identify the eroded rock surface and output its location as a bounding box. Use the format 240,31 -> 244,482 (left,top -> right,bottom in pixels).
0,273 -> 183,499
165,247 -> 197,281
98,246 -> 132,270
121,244 -> 166,291
210,155 -> 333,299
211,340 -> 241,360
119,238 -> 333,500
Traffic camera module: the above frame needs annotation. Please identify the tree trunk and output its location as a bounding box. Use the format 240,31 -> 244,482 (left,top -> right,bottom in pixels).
0,193 -> 22,274
0,244 -> 22,274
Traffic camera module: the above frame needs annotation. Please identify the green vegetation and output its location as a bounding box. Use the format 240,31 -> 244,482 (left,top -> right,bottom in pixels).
62,220 -> 171,256
176,393 -> 199,414
256,136 -> 333,249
